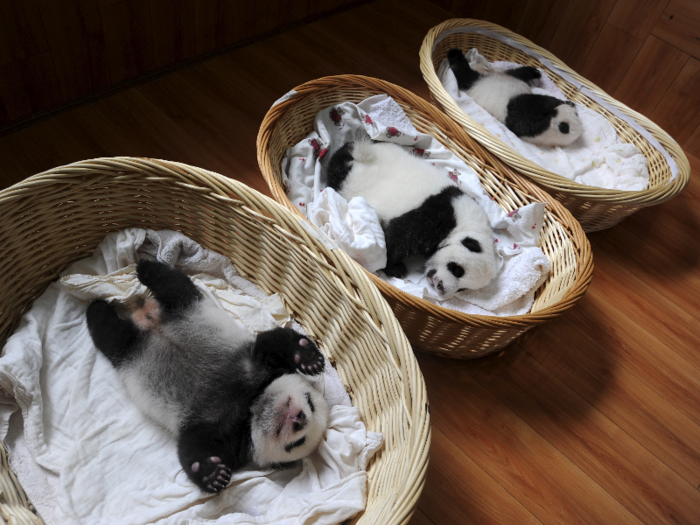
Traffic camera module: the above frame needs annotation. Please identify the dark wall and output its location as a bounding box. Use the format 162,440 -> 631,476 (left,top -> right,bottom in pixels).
0,0 -> 361,130
429,0 -> 700,158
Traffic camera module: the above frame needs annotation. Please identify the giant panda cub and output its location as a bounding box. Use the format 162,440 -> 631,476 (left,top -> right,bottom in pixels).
85,260 -> 330,494
327,138 -> 498,295
447,48 -> 583,148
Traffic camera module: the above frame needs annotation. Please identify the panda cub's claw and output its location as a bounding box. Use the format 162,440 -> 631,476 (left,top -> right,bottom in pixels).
194,457 -> 232,493
295,337 -> 325,376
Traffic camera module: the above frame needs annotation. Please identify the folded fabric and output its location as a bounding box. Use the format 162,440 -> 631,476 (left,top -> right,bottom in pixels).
438,49 -> 649,191
284,94 -> 550,317
0,228 -> 380,525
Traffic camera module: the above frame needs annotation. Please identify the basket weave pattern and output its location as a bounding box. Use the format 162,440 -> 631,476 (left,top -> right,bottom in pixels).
0,158 -> 430,525
420,19 -> 690,232
257,75 -> 593,359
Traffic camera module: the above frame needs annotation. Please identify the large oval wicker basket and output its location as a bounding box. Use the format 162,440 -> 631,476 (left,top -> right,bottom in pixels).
257,75 -> 593,359
420,19 -> 691,232
0,158 -> 429,525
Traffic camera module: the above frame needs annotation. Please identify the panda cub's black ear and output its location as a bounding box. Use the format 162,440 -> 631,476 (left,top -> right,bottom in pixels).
461,237 -> 482,253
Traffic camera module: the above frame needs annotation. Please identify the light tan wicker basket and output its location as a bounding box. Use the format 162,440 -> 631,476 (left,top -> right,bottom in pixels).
257,75 -> 593,359
420,19 -> 691,232
0,158 -> 429,525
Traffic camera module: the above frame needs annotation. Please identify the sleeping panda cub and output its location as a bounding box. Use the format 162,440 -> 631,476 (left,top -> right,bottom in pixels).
327,138 -> 498,295
86,260 -> 329,494
447,47 -> 583,148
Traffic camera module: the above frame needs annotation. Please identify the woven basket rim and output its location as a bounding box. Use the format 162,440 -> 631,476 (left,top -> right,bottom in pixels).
256,74 -> 594,332
0,156 -> 430,525
419,18 -> 691,205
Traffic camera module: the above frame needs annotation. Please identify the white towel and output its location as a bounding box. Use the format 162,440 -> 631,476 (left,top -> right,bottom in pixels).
438,49 -> 649,191
284,95 -> 551,317
0,228 -> 380,525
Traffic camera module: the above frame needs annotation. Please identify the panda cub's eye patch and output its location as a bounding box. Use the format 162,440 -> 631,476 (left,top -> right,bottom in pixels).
461,237 -> 482,253
447,262 -> 465,278
559,122 -> 570,134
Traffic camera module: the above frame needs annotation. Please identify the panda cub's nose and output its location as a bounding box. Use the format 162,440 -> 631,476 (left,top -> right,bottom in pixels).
292,411 -> 307,432
436,280 -> 444,293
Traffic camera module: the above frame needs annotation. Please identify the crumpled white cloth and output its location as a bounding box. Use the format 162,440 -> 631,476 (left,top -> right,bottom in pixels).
438,49 -> 649,191
0,228 -> 381,525
284,94 -> 550,316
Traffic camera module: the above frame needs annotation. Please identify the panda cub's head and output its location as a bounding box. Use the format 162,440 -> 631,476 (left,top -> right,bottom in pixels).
425,228 -> 498,296
250,374 -> 330,467
520,100 -> 583,148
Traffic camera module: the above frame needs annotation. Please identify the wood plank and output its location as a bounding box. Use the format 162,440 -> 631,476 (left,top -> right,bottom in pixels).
653,0 -> 700,60
650,57 -> 700,144
417,353 -> 645,525
477,348 -> 700,525
560,291 -> 700,426
149,0 -> 196,68
482,0 -> 529,33
519,317 -> 700,487
441,0 -> 489,20
0,0 -> 48,65
548,0 -> 617,71
608,0 -> 670,41
515,0 -> 571,50
579,23 -> 644,94
614,35 -> 688,117
684,122 -> 700,158
408,507 -> 436,525
0,52 -> 62,122
37,0 -> 111,102
418,427 -> 542,525
100,0 -> 156,83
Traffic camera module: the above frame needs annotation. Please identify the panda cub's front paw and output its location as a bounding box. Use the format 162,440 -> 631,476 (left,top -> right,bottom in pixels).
294,337 -> 325,375
189,456 -> 232,493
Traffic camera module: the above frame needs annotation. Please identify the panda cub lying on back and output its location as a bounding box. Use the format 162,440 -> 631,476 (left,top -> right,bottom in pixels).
86,260 -> 329,493
447,47 -> 583,148
327,138 -> 498,295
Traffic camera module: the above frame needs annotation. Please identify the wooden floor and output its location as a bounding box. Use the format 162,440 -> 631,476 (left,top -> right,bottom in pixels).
2,1 -> 700,524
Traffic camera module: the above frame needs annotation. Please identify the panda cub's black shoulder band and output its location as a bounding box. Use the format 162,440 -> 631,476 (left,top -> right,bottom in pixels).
505,94 -> 568,138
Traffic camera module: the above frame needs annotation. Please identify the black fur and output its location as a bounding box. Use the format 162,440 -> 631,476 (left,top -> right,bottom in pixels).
326,141 -> 355,192
382,186 -> 463,278
505,94 -> 570,138
86,260 -> 325,493
447,48 -> 480,91
505,65 -> 541,83
461,236 -> 482,253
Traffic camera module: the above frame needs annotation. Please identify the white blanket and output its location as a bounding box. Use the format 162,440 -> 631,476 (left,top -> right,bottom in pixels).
438,49 -> 649,191
284,95 -> 550,316
0,228 -> 382,525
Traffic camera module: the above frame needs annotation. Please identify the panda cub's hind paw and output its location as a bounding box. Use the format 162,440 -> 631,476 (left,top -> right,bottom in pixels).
294,337 -> 325,376
191,456 -> 232,493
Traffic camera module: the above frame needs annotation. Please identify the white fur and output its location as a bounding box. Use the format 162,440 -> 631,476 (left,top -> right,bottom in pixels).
250,374 -> 329,466
467,73 -> 530,123
338,141 -> 453,224
337,141 -> 498,294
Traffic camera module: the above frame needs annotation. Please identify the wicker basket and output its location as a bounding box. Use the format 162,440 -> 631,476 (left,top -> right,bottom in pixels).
0,158 -> 429,525
257,75 -> 593,359
420,19 -> 691,232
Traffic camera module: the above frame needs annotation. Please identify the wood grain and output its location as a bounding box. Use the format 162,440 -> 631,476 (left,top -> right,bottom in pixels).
515,0 -> 570,49
0,0 -> 47,65
0,52 -> 62,122
608,0 -> 670,40
548,0 -> 617,71
650,57 -> 700,144
150,0 -> 196,68
684,121 -> 700,158
614,35 -> 688,117
580,23 -> 643,94
653,0 -> 700,60
36,0 -> 111,102
477,349 -> 700,525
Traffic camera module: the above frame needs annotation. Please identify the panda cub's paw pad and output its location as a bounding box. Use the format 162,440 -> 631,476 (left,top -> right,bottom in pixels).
294,338 -> 325,375
192,456 -> 232,493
